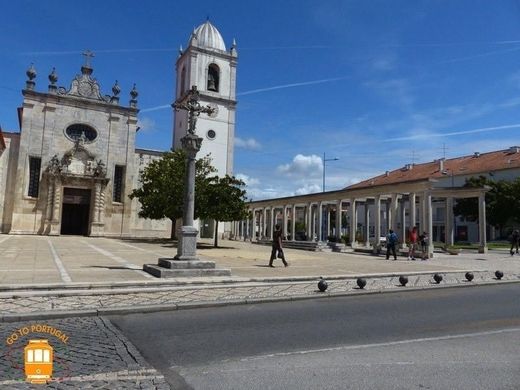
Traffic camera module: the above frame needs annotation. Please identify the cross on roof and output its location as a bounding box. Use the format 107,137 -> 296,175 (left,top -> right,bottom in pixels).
82,50 -> 95,67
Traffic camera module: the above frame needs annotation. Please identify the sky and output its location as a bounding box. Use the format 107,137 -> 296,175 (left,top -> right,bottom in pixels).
2,0 -> 520,201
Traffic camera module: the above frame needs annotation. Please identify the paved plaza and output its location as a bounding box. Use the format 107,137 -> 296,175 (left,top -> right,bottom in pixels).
0,234 -> 519,389
2,234 -> 520,286
0,234 -> 519,321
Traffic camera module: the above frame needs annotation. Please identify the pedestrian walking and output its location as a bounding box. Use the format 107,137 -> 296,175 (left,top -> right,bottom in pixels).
408,226 -> 418,260
419,231 -> 429,260
269,224 -> 288,267
386,229 -> 398,260
510,229 -> 519,256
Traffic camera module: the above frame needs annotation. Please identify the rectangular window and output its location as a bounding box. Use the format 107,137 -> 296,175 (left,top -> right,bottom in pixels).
113,165 -> 125,203
28,157 -> 41,197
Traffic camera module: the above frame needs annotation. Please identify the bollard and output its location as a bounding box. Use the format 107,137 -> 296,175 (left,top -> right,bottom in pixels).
399,275 -> 408,286
465,272 -> 474,282
433,273 -> 443,284
356,278 -> 367,289
495,270 -> 504,280
318,279 -> 328,292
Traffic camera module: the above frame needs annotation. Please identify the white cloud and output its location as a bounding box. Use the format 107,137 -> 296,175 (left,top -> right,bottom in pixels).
235,173 -> 260,186
277,154 -> 323,177
235,137 -> 262,150
137,117 -> 156,133
294,183 -> 321,195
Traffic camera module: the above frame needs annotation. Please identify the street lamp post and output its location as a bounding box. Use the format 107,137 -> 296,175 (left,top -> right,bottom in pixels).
322,152 -> 339,192
173,85 -> 215,260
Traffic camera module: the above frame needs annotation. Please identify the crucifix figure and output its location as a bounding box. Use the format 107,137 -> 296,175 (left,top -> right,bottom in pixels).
173,85 -> 215,135
82,50 -> 95,67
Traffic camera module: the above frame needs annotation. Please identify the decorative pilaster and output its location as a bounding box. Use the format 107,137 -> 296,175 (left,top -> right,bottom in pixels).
50,178 -> 61,235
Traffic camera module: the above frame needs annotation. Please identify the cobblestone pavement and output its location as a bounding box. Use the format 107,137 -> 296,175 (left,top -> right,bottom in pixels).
0,317 -> 170,389
1,271 -> 518,320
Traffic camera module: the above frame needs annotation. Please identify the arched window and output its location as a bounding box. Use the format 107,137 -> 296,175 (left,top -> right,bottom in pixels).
180,66 -> 186,94
207,64 -> 219,92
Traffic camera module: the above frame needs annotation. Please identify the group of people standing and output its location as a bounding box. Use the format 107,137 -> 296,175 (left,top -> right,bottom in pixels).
385,226 -> 429,261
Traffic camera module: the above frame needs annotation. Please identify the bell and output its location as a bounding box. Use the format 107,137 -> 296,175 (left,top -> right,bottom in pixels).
208,78 -> 217,91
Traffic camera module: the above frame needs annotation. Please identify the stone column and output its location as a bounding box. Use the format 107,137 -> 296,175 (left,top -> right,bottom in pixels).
252,209 -> 257,241
400,197 -> 407,249
326,206 -> 331,239
261,208 -> 266,239
446,197 -> 454,246
307,203 -> 312,241
318,202 -> 323,241
373,195 -> 381,253
335,200 -> 342,240
364,202 -> 370,247
391,194 -> 399,234
270,207 -> 275,239
478,193 -> 487,253
292,204 -> 296,241
283,205 -> 288,238
410,192 -> 416,229
349,198 -> 357,247
424,191 -> 433,258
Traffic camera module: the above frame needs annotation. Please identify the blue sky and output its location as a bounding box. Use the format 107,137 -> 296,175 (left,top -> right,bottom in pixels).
2,0 -> 520,200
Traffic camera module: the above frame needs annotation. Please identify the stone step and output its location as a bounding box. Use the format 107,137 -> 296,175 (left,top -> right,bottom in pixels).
143,264 -> 231,278
158,258 -> 216,269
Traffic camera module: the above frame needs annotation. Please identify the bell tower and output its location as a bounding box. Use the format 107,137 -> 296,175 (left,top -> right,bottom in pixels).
173,20 -> 238,177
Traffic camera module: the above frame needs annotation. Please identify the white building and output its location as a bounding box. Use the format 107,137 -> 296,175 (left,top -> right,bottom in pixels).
173,20 -> 238,238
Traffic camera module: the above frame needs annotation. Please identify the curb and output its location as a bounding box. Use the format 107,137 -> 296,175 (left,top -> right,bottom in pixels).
0,269 -> 477,295
1,278 -> 518,323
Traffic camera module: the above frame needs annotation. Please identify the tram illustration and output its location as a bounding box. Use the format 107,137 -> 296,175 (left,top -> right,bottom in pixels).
24,339 -> 53,384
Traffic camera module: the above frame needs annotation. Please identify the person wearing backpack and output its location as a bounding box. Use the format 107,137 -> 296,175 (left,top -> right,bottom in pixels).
386,229 -> 398,260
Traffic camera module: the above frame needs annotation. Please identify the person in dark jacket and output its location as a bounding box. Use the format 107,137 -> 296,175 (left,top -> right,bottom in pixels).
269,224 -> 289,267
386,229 -> 398,260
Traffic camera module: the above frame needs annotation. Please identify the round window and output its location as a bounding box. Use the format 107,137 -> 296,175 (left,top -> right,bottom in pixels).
207,129 -> 216,140
65,124 -> 97,143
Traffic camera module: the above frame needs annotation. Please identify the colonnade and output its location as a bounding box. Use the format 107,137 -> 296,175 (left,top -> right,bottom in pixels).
230,188 -> 489,257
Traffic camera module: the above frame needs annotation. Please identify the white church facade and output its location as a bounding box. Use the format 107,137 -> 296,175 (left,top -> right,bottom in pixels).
0,20 -> 237,238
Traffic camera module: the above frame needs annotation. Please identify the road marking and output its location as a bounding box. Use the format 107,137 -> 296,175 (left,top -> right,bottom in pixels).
47,239 -> 72,283
84,242 -> 153,279
237,327 -> 520,362
0,235 -> 12,245
112,239 -> 167,257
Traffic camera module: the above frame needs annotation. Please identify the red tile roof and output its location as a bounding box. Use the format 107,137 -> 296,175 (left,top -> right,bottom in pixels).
346,147 -> 520,190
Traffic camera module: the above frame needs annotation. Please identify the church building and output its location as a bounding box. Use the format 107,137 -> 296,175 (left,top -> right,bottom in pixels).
0,20 -> 237,238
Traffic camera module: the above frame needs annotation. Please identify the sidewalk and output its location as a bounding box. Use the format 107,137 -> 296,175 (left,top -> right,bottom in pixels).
1,234 -> 519,321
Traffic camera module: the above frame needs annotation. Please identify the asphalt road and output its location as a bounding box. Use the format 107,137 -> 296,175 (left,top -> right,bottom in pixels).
110,284 -> 520,389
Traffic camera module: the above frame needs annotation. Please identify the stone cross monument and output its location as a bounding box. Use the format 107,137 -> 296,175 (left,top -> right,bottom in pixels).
143,85 -> 231,277
173,86 -> 214,259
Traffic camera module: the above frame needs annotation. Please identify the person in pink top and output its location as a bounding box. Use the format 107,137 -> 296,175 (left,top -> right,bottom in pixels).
408,226 -> 418,260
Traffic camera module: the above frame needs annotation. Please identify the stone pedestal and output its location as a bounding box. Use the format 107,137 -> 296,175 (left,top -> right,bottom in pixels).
143,225 -> 231,278
175,226 -> 198,260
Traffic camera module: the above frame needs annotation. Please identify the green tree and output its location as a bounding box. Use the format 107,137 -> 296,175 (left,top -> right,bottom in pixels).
453,175 -> 520,237
198,175 -> 249,247
129,149 -> 216,238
